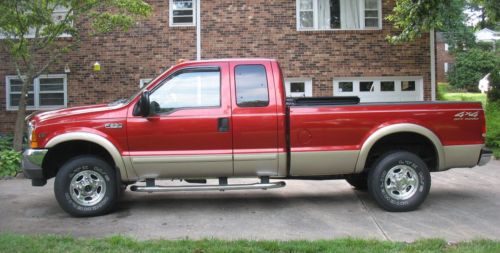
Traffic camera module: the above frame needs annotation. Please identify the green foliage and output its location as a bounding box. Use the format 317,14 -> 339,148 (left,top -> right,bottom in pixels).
386,0 -> 467,43
447,48 -> 499,91
488,68 -> 500,102
0,135 -> 14,151
0,0 -> 152,151
1,234 -> 500,253
486,102 -> 500,156
0,150 -> 21,177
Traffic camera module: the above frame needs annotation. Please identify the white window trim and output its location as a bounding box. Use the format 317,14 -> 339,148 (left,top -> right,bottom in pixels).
444,43 -> 449,51
296,0 -> 382,31
333,76 -> 424,102
285,78 -> 313,97
139,78 -> 153,88
6,74 -> 68,111
444,62 -> 449,73
169,0 -> 196,27
0,7 -> 72,39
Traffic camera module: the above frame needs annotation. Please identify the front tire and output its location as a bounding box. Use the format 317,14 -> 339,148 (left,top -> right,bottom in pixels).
54,155 -> 117,217
367,151 -> 431,212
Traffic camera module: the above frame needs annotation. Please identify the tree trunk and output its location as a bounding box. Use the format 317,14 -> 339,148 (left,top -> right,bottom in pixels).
12,74 -> 32,151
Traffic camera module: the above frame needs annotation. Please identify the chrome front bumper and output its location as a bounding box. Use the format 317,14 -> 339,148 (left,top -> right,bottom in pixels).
22,149 -> 48,186
478,148 -> 493,166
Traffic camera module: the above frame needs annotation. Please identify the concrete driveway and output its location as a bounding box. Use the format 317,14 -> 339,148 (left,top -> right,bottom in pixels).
1,160 -> 499,242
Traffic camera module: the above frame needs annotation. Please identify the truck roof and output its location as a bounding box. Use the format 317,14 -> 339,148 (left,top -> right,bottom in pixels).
181,58 -> 278,65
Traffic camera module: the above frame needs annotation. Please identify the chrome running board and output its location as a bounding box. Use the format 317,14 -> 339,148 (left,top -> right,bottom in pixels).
130,178 -> 286,193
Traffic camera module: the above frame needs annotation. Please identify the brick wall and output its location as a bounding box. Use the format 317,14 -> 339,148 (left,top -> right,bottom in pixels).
436,41 -> 455,83
0,0 -> 432,134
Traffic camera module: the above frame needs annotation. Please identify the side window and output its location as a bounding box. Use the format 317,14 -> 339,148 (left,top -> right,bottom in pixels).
235,65 -> 269,107
149,69 -> 220,113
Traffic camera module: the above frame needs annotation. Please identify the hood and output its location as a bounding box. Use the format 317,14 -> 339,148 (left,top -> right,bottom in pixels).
30,103 -> 127,126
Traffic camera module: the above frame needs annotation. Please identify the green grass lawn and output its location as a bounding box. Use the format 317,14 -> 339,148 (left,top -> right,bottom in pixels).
438,84 -> 499,158
0,234 -> 499,253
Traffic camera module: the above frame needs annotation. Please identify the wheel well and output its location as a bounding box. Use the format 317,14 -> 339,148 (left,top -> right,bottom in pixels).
364,132 -> 438,172
42,141 -> 115,179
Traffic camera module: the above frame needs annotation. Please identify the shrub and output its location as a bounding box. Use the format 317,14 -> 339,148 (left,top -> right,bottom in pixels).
0,149 -> 21,177
485,102 -> 500,156
0,134 -> 13,151
448,48 -> 499,92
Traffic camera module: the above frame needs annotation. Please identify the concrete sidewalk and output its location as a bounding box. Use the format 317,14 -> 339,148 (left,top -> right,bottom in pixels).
0,160 -> 499,242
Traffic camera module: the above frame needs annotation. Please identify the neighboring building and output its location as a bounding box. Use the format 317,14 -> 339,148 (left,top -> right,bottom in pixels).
435,28 -> 499,83
435,32 -> 454,83
0,0 -> 435,133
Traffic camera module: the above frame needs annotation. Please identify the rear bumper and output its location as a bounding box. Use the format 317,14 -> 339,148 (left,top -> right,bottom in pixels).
22,149 -> 48,186
478,148 -> 493,166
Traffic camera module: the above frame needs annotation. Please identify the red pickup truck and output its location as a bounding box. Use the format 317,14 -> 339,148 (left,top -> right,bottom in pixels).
22,59 -> 492,217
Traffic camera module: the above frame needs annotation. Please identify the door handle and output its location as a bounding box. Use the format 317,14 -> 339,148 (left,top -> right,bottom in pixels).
218,117 -> 230,132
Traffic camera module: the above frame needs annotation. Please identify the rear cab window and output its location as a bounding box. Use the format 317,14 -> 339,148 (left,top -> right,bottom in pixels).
234,65 -> 269,107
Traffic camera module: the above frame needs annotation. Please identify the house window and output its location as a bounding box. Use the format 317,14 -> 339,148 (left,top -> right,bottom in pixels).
139,78 -> 153,88
381,81 -> 395,91
338,82 -> 353,92
296,0 -> 381,30
333,77 -> 423,102
402,81 -> 416,91
445,43 -> 449,51
170,0 -> 196,26
6,74 -> 67,110
0,6 -> 70,39
285,78 -> 313,97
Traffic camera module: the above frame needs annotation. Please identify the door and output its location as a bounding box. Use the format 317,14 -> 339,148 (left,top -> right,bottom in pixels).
230,61 -> 279,176
127,62 -> 233,178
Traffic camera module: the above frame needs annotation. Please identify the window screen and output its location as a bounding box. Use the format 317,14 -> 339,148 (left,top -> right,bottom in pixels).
235,65 -> 269,107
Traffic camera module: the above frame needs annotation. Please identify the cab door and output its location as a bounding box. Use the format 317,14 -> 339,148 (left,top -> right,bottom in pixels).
126,62 -> 233,178
230,61 -> 279,176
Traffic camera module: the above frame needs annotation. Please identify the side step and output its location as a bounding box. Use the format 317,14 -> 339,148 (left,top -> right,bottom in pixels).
130,177 -> 286,193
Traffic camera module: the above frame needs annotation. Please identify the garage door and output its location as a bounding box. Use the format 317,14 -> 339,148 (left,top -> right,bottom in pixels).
333,77 -> 424,102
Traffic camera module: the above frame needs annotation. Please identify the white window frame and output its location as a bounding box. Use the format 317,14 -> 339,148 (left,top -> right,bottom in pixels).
0,7 -> 71,39
333,76 -> 424,102
444,43 -> 449,51
169,0 -> 196,27
6,74 -> 68,111
285,78 -> 313,97
444,62 -> 449,73
139,78 -> 153,88
296,0 -> 382,31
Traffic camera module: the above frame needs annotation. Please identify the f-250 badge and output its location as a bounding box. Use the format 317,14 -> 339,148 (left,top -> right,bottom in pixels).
454,111 -> 479,121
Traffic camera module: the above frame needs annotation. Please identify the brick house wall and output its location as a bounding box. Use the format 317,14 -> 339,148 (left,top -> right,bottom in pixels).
435,32 -> 455,83
0,0 -> 432,134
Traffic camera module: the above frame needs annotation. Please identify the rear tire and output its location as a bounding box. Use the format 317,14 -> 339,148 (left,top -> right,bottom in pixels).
345,174 -> 368,190
367,151 -> 431,212
54,155 -> 117,217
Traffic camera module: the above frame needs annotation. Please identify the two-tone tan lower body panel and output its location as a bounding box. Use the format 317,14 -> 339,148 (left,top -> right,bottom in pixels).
289,150 -> 359,176
127,152 -> 286,179
442,144 -> 483,170
129,154 -> 233,178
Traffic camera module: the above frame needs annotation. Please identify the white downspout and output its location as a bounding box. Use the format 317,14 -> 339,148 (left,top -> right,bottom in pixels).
430,28 -> 436,101
196,0 -> 201,60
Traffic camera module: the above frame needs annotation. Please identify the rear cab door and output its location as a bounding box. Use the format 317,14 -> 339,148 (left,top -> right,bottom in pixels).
229,60 -> 281,176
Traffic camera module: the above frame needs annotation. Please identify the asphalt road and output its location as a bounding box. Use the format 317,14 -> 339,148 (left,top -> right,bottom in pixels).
1,160 -> 499,242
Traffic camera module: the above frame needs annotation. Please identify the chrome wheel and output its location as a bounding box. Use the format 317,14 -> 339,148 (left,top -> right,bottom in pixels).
69,170 -> 107,206
384,165 -> 419,200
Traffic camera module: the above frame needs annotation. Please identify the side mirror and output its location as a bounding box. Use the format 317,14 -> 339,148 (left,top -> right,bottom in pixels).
138,91 -> 150,117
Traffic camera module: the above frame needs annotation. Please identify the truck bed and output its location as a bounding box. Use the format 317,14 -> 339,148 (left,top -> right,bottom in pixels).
287,101 -> 485,176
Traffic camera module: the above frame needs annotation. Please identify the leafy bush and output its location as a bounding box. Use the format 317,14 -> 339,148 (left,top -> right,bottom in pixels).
0,134 -> 13,151
487,68 -> 500,102
448,48 -> 499,91
0,149 -> 21,177
486,101 -> 500,157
